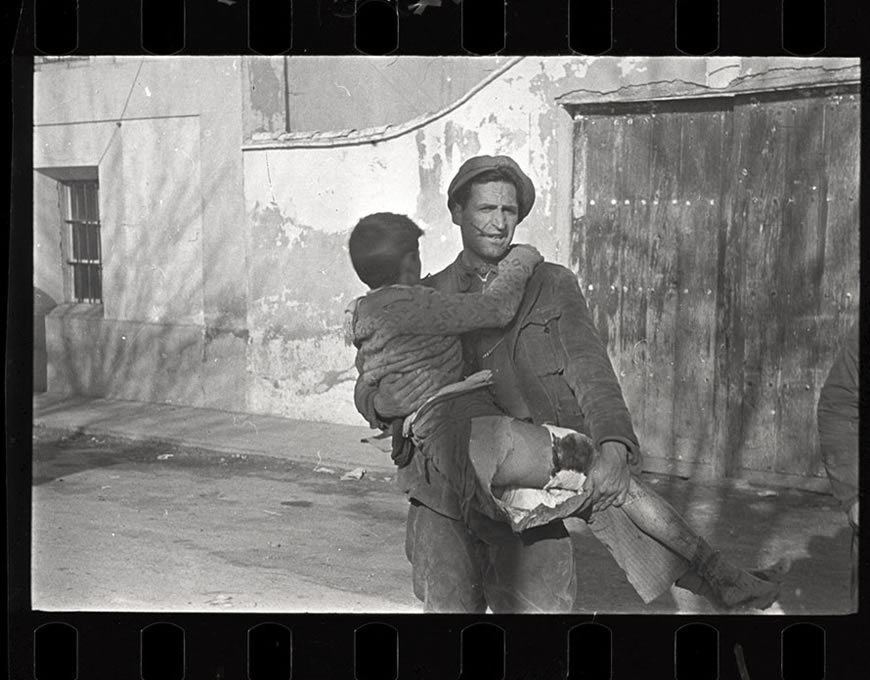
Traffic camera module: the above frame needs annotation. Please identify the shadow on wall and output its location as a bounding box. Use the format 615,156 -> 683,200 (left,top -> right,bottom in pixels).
45,158 -> 366,423
46,159 -> 246,410
34,288 -> 58,393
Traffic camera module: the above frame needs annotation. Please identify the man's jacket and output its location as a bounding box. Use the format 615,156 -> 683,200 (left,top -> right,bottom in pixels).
356,252 -> 641,519
818,323 -> 859,515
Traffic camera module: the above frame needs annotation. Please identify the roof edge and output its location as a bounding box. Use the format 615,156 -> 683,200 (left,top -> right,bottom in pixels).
556,63 -> 861,107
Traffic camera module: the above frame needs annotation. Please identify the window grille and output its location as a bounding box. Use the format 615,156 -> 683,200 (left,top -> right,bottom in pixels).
62,180 -> 102,303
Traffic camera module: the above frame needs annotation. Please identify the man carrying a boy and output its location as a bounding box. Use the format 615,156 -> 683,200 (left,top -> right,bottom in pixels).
355,155 -> 639,613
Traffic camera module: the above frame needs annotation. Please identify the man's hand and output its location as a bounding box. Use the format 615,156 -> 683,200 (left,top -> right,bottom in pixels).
372,369 -> 436,419
583,441 -> 631,512
848,501 -> 859,530
501,243 -> 543,271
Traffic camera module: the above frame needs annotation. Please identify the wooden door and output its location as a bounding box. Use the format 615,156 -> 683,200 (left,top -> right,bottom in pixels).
570,87 -> 859,483
719,88 -> 860,481
571,102 -> 726,478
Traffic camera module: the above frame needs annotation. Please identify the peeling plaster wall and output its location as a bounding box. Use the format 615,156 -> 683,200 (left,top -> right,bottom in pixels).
281,57 -> 508,132
243,57 -> 650,425
35,57 -> 248,410
244,193 -> 370,423
244,142 -> 427,424
242,56 -> 510,138
242,56 -> 859,426
243,57 -> 287,138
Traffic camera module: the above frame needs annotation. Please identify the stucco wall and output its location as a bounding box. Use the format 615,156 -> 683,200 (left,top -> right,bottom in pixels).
35,57 -> 248,410
242,56 -> 509,139
34,172 -> 63,303
109,117 -> 205,324
45,309 -> 208,405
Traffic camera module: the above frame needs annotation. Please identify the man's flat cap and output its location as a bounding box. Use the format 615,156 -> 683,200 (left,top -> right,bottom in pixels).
447,155 -> 536,221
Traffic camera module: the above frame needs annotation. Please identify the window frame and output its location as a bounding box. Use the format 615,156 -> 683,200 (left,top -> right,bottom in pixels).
59,179 -> 103,304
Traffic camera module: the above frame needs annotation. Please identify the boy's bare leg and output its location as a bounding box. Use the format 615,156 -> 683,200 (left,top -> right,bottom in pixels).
468,425 -> 789,609
555,432 -> 788,609
621,476 -> 787,609
620,478 -> 702,559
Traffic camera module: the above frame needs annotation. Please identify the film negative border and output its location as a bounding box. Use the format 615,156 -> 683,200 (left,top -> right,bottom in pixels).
8,2 -> 868,680
16,613 -> 865,678
25,0 -> 860,57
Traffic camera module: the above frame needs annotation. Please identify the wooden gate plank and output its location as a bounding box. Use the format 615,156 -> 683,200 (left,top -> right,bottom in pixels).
715,105 -> 746,478
612,114 -> 655,458
819,91 -> 860,345
641,112 -> 683,470
671,110 -> 724,474
730,100 -> 788,475
576,115 -> 620,350
725,91 -> 859,478
775,97 -> 829,477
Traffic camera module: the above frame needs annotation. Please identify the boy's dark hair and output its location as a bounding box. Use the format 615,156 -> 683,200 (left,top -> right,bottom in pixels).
349,213 -> 423,289
448,168 -> 518,212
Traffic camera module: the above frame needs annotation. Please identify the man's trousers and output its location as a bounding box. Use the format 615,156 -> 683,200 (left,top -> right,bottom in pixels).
404,500 -> 577,613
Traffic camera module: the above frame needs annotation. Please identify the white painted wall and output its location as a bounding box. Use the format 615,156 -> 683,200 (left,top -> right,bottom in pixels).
35,57 -> 249,410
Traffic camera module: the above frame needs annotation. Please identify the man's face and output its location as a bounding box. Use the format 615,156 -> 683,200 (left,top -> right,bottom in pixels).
451,181 -> 520,263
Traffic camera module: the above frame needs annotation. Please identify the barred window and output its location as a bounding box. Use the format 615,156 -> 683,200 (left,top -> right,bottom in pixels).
62,180 -> 102,304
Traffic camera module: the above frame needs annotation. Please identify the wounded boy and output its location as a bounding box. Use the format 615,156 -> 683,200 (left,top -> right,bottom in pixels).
345,212 -> 788,610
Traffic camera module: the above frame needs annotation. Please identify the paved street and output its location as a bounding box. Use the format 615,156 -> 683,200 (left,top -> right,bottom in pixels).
33,428 -> 417,613
32,418 -> 854,615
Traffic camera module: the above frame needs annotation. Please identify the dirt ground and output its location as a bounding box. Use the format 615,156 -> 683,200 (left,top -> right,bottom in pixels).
31,427 -> 854,614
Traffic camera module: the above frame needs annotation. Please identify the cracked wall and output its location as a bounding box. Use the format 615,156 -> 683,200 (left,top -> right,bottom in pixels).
245,201 -> 364,423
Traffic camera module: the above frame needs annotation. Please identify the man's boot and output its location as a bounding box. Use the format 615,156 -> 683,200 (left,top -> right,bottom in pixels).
689,539 -> 786,610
